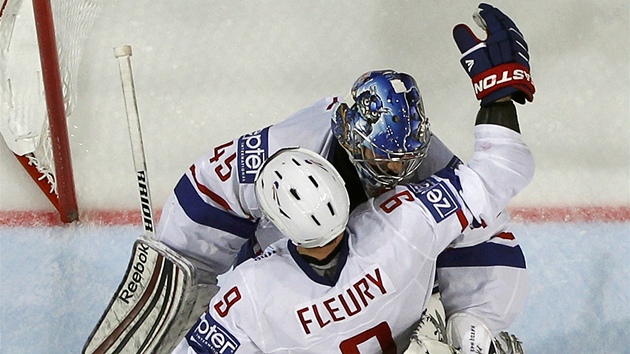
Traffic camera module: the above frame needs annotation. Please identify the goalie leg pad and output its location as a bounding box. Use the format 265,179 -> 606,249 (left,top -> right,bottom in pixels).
83,235 -> 217,354
446,312 -> 497,354
447,312 -> 526,354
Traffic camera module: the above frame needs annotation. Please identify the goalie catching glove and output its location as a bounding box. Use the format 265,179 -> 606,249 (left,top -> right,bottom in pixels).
453,3 -> 535,106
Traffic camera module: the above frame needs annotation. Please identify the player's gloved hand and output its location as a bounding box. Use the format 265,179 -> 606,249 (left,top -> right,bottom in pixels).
453,3 -> 535,106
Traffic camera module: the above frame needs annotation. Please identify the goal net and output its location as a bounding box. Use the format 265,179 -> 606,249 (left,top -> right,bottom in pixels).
0,0 -> 104,222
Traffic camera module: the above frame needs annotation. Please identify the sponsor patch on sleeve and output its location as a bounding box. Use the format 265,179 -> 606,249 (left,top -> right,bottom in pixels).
186,312 -> 240,353
237,127 -> 270,183
406,178 -> 461,223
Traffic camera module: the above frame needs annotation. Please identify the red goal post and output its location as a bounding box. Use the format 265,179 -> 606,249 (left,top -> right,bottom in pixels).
0,0 -> 103,223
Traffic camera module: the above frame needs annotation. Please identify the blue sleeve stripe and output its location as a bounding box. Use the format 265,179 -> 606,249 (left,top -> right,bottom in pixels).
174,176 -> 258,239
437,242 -> 526,269
434,156 -> 463,191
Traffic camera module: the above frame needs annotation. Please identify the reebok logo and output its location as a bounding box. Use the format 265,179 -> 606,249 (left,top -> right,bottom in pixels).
118,242 -> 151,304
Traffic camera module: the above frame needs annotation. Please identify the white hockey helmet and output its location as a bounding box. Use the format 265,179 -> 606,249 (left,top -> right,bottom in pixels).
254,147 -> 350,248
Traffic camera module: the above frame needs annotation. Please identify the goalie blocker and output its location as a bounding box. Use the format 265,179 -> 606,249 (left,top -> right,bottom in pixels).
83,236 -> 218,354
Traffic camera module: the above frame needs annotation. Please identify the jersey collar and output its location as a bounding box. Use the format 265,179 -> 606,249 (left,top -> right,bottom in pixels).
288,231 -> 349,286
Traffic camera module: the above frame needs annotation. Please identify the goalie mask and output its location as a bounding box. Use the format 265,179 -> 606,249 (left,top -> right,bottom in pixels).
254,148 -> 350,248
332,70 -> 431,191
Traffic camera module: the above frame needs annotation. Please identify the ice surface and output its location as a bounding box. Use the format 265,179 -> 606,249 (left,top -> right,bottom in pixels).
1,223 -> 628,353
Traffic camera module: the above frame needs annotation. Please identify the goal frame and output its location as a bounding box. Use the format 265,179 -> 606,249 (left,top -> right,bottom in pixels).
2,0 -> 79,223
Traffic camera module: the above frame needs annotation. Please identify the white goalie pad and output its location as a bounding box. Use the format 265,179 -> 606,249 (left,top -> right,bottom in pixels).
446,312 -> 495,354
83,235 -> 218,354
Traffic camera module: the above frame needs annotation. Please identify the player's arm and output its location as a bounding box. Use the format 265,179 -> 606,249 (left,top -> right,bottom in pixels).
375,0 -> 536,257
447,4 -> 535,354
157,130 -> 265,268
369,112 -> 533,267
452,0 -> 536,226
391,111 -> 532,353
158,96 -> 340,267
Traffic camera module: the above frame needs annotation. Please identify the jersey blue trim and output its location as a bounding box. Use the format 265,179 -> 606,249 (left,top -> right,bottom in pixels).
434,156 -> 463,191
174,176 -> 258,239
235,237 -> 260,266
436,242 -> 526,269
433,156 -> 485,228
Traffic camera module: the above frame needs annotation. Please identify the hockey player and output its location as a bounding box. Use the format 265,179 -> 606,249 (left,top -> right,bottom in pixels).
83,3 -> 534,354
172,109 -> 534,352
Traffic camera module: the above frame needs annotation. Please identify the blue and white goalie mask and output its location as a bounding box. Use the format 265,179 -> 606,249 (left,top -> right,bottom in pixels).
332,70 -> 431,190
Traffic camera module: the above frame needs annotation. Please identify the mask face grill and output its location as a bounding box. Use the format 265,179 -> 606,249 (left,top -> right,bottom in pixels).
331,70 -> 432,189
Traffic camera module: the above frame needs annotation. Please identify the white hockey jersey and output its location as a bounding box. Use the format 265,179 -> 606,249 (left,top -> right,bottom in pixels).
171,123 -> 534,353
157,97 -> 530,334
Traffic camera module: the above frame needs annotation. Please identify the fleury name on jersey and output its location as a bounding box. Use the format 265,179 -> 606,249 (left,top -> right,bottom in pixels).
296,265 -> 391,336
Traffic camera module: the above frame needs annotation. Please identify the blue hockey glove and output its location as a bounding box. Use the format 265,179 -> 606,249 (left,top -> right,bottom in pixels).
453,3 -> 535,106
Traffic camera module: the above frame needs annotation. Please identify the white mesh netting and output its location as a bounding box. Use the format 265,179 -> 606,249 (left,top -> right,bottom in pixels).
0,0 -> 104,193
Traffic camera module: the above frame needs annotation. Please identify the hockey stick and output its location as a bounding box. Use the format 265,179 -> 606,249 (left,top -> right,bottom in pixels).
114,45 -> 155,237
84,46 -> 218,354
